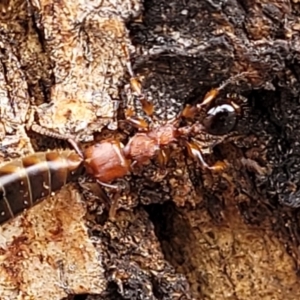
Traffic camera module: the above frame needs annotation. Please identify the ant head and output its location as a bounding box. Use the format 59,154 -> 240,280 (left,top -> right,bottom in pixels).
201,93 -> 248,136
182,72 -> 252,136
202,101 -> 238,135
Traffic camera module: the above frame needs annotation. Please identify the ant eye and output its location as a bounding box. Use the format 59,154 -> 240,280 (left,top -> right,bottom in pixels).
203,104 -> 237,135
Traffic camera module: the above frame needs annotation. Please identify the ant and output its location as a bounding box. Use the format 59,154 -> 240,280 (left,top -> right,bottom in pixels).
81,45 -> 249,217
25,44 -> 250,220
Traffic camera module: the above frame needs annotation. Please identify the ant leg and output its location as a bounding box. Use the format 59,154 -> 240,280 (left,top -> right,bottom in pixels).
122,44 -> 154,128
157,148 -> 170,168
97,179 -> 123,221
97,179 -> 120,190
186,141 -> 226,171
181,72 -> 251,119
199,72 -> 251,108
123,104 -> 149,130
181,87 -> 220,119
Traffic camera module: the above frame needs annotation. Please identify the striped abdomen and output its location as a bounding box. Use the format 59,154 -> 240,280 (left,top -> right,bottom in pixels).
0,151 -> 84,225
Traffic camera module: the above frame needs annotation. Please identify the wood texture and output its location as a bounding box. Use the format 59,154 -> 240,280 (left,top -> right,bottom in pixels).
1,0 -> 300,299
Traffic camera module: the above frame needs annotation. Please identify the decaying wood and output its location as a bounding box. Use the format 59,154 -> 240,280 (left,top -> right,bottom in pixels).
1,0 -> 300,299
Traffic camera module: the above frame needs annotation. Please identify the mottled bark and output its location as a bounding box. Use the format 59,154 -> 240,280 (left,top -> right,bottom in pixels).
0,0 -> 300,299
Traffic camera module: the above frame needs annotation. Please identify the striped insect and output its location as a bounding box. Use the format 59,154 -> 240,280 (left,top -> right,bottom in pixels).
0,150 -> 84,224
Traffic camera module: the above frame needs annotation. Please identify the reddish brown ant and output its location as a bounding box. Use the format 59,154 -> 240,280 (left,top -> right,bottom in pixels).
0,45 -> 249,224
84,47 -> 247,175
81,46 -> 249,217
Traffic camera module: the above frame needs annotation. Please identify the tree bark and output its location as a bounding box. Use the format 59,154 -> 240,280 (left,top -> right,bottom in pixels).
0,0 -> 300,299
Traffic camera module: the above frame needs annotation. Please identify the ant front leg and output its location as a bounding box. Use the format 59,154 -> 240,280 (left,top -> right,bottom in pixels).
181,72 -> 250,120
181,87 -> 220,120
122,44 -> 154,130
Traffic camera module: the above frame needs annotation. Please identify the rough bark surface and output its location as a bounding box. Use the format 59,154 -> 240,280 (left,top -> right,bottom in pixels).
1,0 -> 300,300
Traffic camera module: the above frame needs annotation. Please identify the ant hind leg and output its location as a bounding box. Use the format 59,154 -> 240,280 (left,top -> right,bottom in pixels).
186,141 -> 226,171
